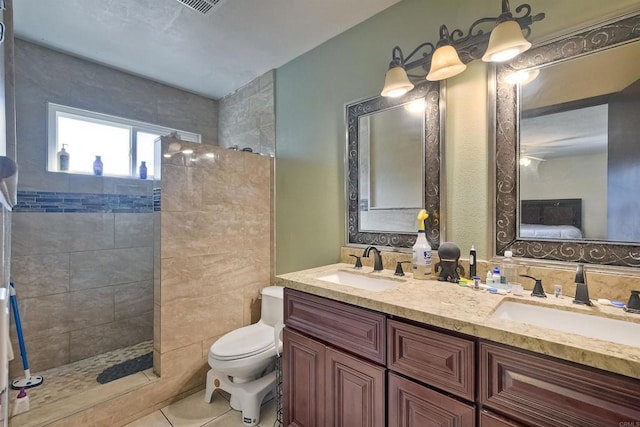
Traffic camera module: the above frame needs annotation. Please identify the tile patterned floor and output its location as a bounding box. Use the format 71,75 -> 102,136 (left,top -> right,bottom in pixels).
125,390 -> 279,427
12,340 -> 154,409
8,341 -> 280,426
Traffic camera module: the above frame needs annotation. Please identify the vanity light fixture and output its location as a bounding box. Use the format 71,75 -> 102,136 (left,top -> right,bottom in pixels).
380,0 -> 544,97
381,47 -> 415,97
427,26 -> 467,81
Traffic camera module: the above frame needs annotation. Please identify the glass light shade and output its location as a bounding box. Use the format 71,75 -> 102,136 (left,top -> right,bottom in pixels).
482,20 -> 532,62
381,66 -> 414,97
426,45 -> 467,81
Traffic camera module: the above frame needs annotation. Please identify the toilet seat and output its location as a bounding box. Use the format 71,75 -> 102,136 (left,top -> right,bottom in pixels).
210,322 -> 275,361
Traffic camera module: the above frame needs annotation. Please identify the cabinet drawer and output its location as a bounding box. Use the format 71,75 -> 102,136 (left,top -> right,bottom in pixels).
480,342 -> 640,427
387,319 -> 475,401
480,410 -> 525,427
284,288 -> 386,364
388,372 -> 475,427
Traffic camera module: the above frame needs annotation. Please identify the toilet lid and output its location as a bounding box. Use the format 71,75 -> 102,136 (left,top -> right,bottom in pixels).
210,322 -> 275,360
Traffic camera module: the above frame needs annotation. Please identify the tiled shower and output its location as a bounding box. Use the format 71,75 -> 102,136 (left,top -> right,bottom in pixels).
11,38 -> 218,381
9,187 -> 154,378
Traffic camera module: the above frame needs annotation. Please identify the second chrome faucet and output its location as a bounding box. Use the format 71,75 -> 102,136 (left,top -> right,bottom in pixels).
573,264 -> 592,306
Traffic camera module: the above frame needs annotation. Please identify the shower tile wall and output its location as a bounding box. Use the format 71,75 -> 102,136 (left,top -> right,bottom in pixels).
218,70 -> 275,155
9,193 -> 154,377
156,138 -> 274,380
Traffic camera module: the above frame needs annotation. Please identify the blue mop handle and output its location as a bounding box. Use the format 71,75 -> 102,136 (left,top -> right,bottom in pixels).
9,282 -> 29,372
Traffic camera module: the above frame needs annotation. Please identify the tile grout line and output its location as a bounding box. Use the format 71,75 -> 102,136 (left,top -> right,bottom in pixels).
160,409 -> 173,426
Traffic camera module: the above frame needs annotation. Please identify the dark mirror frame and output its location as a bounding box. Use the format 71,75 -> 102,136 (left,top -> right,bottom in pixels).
346,82 -> 443,249
493,12 -> 640,267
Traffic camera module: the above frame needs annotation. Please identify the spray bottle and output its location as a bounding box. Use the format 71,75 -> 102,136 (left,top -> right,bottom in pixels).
412,209 -> 432,280
11,388 -> 29,416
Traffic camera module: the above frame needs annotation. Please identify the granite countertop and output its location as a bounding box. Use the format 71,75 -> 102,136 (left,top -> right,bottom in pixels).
277,263 -> 640,380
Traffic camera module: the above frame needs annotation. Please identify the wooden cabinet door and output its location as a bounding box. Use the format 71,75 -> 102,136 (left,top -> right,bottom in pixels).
325,346 -> 385,427
388,372 -> 475,427
480,410 -> 525,427
283,328 -> 325,427
481,342 -> 640,426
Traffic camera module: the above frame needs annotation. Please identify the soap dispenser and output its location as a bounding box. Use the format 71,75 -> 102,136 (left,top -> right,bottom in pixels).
57,144 -> 70,171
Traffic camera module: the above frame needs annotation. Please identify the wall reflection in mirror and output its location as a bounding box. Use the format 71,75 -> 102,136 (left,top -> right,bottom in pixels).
346,82 -> 442,249
518,41 -> 640,243
358,99 -> 425,233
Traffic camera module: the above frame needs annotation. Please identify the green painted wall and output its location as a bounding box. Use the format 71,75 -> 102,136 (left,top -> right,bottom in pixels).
275,0 -> 640,274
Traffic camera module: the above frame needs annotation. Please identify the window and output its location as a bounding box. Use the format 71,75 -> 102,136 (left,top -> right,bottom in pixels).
48,103 -> 201,178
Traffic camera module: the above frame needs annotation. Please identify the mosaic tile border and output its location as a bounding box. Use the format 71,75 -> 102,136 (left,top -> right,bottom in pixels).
153,187 -> 161,212
14,191 -> 154,213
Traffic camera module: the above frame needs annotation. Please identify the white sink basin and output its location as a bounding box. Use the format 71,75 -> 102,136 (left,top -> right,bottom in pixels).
316,271 -> 399,292
491,301 -> 640,348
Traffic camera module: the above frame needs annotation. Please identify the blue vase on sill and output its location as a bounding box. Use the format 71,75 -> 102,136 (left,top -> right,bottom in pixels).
139,161 -> 147,180
93,156 -> 103,176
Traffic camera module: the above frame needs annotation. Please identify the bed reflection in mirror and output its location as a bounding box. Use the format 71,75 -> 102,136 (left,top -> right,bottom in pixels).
518,41 -> 640,242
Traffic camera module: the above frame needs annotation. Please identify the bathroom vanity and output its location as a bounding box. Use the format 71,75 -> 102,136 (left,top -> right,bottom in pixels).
278,264 -> 640,427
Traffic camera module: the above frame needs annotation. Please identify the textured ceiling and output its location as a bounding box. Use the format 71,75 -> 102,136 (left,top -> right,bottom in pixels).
14,0 -> 402,99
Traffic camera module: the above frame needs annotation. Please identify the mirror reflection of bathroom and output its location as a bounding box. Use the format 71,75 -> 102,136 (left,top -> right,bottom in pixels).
519,42 -> 640,242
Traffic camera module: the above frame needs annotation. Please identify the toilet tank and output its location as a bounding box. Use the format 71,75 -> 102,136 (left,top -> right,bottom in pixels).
260,286 -> 284,327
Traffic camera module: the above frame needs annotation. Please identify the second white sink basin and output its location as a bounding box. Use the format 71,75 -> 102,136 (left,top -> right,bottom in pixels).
491,301 -> 640,348
316,271 -> 399,292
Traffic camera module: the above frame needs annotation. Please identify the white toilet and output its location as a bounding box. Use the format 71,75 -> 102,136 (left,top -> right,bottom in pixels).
204,286 -> 284,426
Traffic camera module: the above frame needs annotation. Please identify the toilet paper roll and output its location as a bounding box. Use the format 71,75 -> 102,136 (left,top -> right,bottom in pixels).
0,157 -> 18,209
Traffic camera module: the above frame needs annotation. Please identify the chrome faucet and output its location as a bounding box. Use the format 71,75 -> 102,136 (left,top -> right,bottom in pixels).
573,264 -> 592,306
362,246 -> 383,272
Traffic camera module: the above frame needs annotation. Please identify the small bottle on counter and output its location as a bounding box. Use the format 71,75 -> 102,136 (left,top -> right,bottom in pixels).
93,156 -> 103,176
500,250 -> 518,289
486,270 -> 494,286
473,275 -> 481,291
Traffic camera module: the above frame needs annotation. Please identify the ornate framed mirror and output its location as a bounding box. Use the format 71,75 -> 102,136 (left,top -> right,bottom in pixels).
346,82 -> 443,249
493,11 -> 640,266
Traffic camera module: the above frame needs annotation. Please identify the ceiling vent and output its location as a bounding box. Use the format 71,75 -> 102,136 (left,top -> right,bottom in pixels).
175,0 -> 225,14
